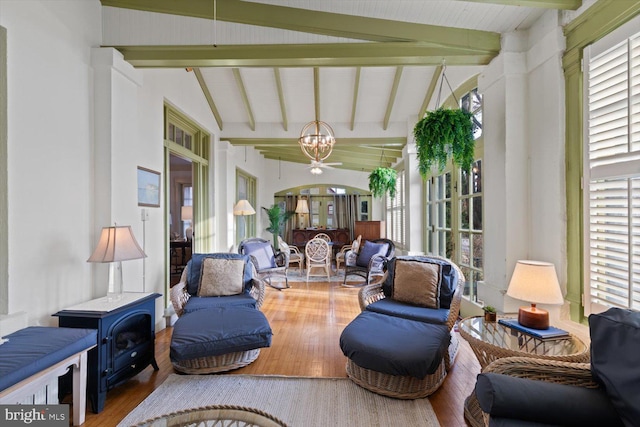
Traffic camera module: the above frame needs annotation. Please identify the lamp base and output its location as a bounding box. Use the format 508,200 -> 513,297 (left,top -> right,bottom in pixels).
518,305 -> 549,330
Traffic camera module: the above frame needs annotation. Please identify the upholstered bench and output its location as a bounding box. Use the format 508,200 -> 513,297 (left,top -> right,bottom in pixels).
340,311 -> 450,399
171,306 -> 272,374
0,326 -> 97,426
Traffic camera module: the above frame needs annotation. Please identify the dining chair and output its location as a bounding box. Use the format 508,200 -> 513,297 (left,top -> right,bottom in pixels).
305,238 -> 331,282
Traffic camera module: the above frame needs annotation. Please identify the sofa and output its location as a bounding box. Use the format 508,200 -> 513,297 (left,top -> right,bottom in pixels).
169,253 -> 272,374
475,307 -> 640,426
340,255 -> 464,398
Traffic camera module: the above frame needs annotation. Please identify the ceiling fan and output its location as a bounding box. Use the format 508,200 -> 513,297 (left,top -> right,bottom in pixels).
307,159 -> 342,175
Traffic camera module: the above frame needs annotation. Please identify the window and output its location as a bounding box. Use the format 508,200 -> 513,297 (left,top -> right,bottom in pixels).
583,24 -> 640,314
386,166 -> 405,248
236,170 -> 256,243
424,84 -> 484,303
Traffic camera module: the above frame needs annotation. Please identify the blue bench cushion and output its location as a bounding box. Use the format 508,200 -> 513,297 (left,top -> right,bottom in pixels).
475,373 -> 623,427
0,326 -> 97,391
182,294 -> 257,314
365,299 -> 450,324
187,253 -> 253,296
339,311 -> 449,379
170,307 -> 272,361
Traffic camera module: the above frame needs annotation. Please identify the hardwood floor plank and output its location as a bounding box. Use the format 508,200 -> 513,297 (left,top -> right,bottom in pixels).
78,280 -> 480,426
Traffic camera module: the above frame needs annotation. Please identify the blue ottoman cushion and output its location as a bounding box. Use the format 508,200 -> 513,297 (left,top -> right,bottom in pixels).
340,311 -> 449,379
365,299 -> 450,324
170,307 -> 272,361
0,326 -> 97,391
183,294 -> 257,314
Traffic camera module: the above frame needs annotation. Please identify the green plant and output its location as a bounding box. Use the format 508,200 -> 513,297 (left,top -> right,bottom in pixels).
262,204 -> 294,250
483,305 -> 496,313
368,167 -> 397,199
413,108 -> 475,178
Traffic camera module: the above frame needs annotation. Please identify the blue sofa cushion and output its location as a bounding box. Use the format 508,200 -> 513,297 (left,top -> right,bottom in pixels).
0,326 -> 97,391
589,307 -> 640,426
242,241 -> 277,270
183,294 -> 258,314
383,256 -> 458,309
170,307 -> 272,361
356,241 -> 389,267
339,311 -> 449,379
365,299 -> 450,324
475,372 -> 623,427
187,253 -> 253,296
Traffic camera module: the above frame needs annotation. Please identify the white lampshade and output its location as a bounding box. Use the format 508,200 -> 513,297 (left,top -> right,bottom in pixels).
295,199 -> 310,214
87,226 -> 146,263
233,199 -> 256,216
507,260 -> 564,305
181,205 -> 193,221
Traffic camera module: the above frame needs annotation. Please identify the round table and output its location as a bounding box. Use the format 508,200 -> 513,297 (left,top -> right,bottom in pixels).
458,316 -> 589,427
132,405 -> 289,427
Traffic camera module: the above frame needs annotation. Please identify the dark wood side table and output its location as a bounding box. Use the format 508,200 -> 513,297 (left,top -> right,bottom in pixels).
54,292 -> 161,413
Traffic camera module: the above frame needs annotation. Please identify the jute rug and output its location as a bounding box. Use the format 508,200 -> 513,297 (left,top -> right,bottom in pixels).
119,374 -> 440,427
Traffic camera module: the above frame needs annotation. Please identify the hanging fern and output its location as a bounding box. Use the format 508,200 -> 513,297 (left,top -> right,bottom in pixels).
413,108 -> 475,179
368,167 -> 397,199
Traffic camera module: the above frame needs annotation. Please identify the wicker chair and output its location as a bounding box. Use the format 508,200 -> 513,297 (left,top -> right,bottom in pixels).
478,357 -> 598,427
239,237 -> 289,290
278,236 -> 304,274
357,255 -> 464,371
336,235 -> 361,273
343,238 -> 395,286
169,260 -> 268,374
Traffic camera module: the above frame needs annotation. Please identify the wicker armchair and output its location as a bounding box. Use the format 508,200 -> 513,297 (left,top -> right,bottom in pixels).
479,357 -> 599,427
358,255 -> 464,371
336,235 -> 361,273
239,238 -> 289,289
343,238 -> 395,286
278,236 -> 304,274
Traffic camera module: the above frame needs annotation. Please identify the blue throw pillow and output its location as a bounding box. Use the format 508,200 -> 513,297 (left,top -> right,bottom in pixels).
356,241 -> 389,267
589,308 -> 640,427
383,256 -> 458,309
242,241 -> 277,270
186,253 -> 252,296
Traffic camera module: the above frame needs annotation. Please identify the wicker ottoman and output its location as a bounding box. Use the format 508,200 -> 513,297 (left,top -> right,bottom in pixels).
340,311 -> 450,399
170,307 -> 272,374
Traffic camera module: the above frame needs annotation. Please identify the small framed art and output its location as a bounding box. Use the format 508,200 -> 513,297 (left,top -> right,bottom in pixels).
137,166 -> 161,207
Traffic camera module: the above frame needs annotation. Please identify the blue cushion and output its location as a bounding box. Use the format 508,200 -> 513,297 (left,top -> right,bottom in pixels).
383,256 -> 458,309
339,311 -> 449,379
183,294 -> 257,314
356,241 -> 389,268
242,241 -> 277,270
365,299 -> 450,324
475,373 -> 623,427
170,307 -> 272,361
589,307 -> 640,426
0,326 -> 97,391
187,253 -> 253,296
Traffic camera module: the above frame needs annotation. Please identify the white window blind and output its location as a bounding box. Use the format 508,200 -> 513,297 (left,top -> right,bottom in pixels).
386,168 -> 405,247
584,29 -> 640,314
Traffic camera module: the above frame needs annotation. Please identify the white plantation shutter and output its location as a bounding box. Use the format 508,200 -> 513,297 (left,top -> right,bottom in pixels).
584,30 -> 640,314
386,167 -> 405,247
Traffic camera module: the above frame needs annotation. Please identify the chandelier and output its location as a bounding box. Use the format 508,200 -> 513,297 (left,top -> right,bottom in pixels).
298,120 -> 336,162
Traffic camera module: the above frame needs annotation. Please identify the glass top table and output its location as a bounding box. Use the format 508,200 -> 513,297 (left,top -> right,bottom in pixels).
458,316 -> 589,427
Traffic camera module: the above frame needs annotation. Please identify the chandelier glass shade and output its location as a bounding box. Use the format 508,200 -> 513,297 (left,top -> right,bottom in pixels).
298,120 -> 336,162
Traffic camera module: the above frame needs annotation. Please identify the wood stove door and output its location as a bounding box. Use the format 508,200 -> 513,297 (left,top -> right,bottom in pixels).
107,311 -> 154,389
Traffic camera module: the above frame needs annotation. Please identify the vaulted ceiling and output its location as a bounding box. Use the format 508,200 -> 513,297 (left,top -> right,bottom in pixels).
100,0 -> 584,172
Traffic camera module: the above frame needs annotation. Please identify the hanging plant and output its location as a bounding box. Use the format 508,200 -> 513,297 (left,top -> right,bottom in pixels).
413,107 -> 475,179
368,167 -> 397,199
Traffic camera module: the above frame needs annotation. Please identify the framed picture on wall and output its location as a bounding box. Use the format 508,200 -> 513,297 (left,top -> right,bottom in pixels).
137,166 -> 161,207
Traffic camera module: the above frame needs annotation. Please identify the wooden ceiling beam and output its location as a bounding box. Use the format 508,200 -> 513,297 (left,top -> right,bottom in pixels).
273,68 -> 288,132
383,66 -> 403,131
192,67 -> 224,130
232,68 -> 255,131
456,0 -> 581,10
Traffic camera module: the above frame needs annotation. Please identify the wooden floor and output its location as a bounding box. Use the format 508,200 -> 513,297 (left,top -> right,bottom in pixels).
80,280 -> 481,427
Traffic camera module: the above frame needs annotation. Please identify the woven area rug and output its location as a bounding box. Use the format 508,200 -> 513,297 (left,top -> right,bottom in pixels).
119,374 -> 440,427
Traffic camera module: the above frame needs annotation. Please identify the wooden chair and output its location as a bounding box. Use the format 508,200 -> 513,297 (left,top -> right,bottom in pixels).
305,238 -> 331,281
313,232 -> 331,242
278,236 -> 304,274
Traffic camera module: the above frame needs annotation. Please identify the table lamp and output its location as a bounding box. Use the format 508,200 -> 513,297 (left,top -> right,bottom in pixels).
233,199 -> 256,240
87,225 -> 147,301
181,205 -> 193,241
506,260 -> 564,329
295,199 -> 309,229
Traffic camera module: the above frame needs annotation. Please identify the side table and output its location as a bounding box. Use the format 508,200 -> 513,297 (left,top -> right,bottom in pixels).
54,292 -> 161,413
458,316 -> 589,427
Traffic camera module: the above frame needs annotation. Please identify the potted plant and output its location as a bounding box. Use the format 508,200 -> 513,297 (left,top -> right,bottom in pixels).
413,108 -> 475,179
262,204 -> 294,251
368,167 -> 397,199
483,305 -> 497,322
